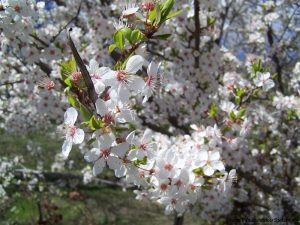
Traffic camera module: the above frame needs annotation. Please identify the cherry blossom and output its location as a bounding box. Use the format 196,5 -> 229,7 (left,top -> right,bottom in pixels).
61,107 -> 84,159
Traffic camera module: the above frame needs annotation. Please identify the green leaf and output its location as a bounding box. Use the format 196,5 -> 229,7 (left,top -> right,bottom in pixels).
64,77 -> 72,87
155,4 -> 162,25
252,59 -> 263,73
60,58 -> 76,81
236,87 -> 246,98
149,6 -> 157,22
166,9 -> 182,20
133,157 -> 147,166
193,167 -> 204,176
152,33 -> 172,40
161,0 -> 175,21
229,111 -> 236,120
207,17 -> 217,26
64,86 -> 71,94
287,109 -> 298,120
88,115 -> 103,130
120,28 -> 132,41
235,96 -> 241,105
113,30 -> 125,50
68,96 -> 79,108
108,44 -> 117,54
130,29 -> 146,44
237,108 -> 247,119
79,104 -> 92,122
208,102 -> 218,118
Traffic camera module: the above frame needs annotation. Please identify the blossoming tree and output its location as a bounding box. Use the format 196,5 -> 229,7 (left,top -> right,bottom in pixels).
0,0 -> 299,224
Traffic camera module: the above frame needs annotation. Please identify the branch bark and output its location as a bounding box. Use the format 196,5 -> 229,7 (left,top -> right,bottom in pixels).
193,0 -> 200,68
14,169 -> 131,189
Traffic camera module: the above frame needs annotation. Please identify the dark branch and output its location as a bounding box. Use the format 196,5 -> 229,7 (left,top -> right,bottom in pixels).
68,28 -> 97,105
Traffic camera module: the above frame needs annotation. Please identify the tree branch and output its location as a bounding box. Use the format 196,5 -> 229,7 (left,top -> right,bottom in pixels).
193,0 -> 200,68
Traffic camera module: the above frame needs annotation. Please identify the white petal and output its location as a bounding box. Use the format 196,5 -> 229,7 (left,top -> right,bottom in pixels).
198,150 -> 208,161
211,160 -> 225,171
98,67 -> 112,76
109,89 -> 119,102
142,92 -> 151,104
229,169 -> 236,177
125,55 -> 145,74
107,156 -> 122,170
135,149 -> 146,160
263,79 -> 274,92
203,165 -> 215,176
130,76 -> 145,92
209,150 -> 220,161
95,99 -> 108,116
64,107 -> 78,125
84,148 -> 100,162
126,131 -> 136,143
94,81 -> 105,95
220,101 -> 235,113
112,142 -> 129,157
114,165 -> 126,178
117,85 -> 130,103
262,72 -> 270,80
102,70 -> 117,87
89,59 -> 98,73
194,159 -> 206,168
142,129 -> 152,142
99,134 -> 115,149
73,128 -> 84,144
116,109 -> 135,123
93,158 -> 105,175
147,61 -> 158,76
62,138 -> 73,159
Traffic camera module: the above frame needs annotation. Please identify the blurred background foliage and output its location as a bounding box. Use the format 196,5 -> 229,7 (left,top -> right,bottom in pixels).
0,129 -> 203,225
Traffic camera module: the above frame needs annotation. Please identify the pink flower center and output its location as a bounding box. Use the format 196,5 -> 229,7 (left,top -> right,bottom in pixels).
145,75 -> 155,87
142,1 -> 155,11
175,179 -> 182,187
160,183 -> 168,191
71,72 -> 82,82
171,198 -> 177,205
140,143 -> 147,150
14,5 -> 21,13
117,70 -> 128,82
47,81 -> 55,90
189,184 -> 196,191
102,90 -> 110,101
103,113 -> 114,125
164,163 -> 173,171
101,149 -> 110,159
68,126 -> 77,137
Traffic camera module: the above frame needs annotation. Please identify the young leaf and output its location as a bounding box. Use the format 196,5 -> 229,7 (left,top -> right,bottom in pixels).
88,115 -> 103,130
114,30 -> 125,50
161,0 -> 175,21
208,102 -> 218,118
108,44 -> 117,54
152,33 -> 172,40
237,108 -> 247,119
60,58 -> 76,81
166,9 -> 182,20
79,103 -> 92,121
229,111 -> 236,120
68,95 -> 79,108
131,29 -> 146,44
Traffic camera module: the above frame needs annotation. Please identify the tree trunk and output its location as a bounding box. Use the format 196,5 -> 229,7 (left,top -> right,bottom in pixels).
173,214 -> 184,225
